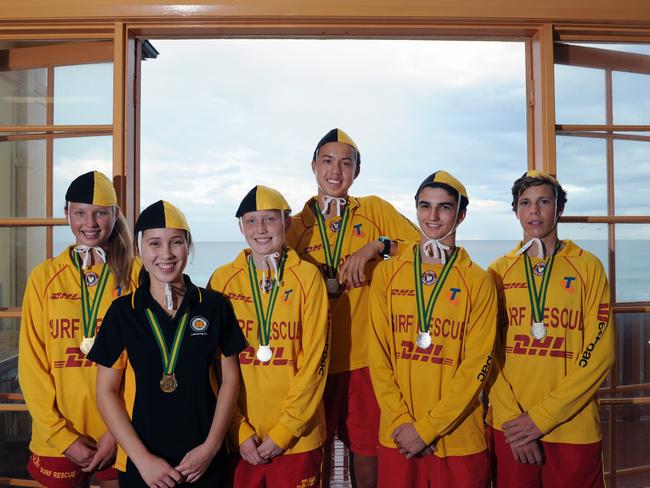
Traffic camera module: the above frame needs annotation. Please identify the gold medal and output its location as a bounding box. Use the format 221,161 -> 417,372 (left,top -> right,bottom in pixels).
80,336 -> 95,355
160,373 -> 178,393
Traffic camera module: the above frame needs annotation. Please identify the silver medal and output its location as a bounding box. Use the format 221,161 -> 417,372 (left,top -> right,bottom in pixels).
416,332 -> 432,349
256,345 -> 273,363
80,336 -> 95,355
531,321 -> 547,340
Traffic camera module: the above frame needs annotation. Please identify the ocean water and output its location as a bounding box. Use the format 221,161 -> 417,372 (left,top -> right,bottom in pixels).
187,240 -> 649,302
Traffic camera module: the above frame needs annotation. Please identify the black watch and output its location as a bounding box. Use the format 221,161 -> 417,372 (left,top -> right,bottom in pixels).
378,236 -> 392,258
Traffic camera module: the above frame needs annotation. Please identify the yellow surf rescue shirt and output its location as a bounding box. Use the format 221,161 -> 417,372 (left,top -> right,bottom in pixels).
208,248 -> 330,454
368,243 -> 497,457
487,240 -> 614,444
286,195 -> 420,374
19,246 -> 139,456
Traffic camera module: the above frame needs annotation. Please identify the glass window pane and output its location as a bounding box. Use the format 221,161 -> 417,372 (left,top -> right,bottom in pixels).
556,136 -> 607,215
0,227 -> 46,309
53,63 -> 113,125
614,140 -> 650,216
557,223 -> 608,276
53,136 -> 112,217
0,317 -> 19,365
53,225 -> 75,257
614,398 -> 650,473
0,139 -> 46,218
0,68 -> 47,126
0,410 -> 31,479
615,224 -> 650,302
614,313 -> 650,387
613,71 -> 650,125
555,65 -> 605,125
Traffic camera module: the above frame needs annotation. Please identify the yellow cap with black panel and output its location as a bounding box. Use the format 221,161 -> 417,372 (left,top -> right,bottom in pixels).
65,171 -> 117,207
235,185 -> 291,218
135,200 -> 190,234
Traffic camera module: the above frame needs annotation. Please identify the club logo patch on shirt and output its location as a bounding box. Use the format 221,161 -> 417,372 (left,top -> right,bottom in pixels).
533,262 -> 546,276
190,316 -> 209,334
329,219 -> 342,233
84,271 -> 99,287
421,270 -> 437,286
260,277 -> 274,294
353,223 -> 366,238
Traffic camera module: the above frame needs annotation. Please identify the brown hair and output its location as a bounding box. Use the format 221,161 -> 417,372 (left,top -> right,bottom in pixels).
511,174 -> 567,213
106,210 -> 134,290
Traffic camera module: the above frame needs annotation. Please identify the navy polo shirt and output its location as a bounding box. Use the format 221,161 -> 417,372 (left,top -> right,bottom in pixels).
89,275 -> 246,472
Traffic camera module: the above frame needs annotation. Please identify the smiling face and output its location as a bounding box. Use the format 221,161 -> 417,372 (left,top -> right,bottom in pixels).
311,141 -> 359,198
416,186 -> 466,241
66,202 -> 117,248
140,228 -> 189,285
515,183 -> 559,240
240,210 -> 289,256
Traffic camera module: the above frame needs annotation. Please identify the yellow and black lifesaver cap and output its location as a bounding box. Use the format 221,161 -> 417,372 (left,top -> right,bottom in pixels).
522,169 -> 560,184
236,185 -> 291,218
65,171 -> 117,207
313,128 -> 361,165
415,170 -> 469,204
135,200 -> 190,234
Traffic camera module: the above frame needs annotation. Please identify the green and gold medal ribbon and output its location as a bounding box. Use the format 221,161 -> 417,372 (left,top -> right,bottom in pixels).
73,253 -> 111,340
145,309 -> 189,377
313,201 -> 351,279
523,241 -> 561,324
247,252 -> 287,347
413,245 -> 459,335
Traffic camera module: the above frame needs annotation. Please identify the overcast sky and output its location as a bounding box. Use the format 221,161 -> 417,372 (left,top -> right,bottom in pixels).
138,39 -> 529,241
51,39 -> 649,242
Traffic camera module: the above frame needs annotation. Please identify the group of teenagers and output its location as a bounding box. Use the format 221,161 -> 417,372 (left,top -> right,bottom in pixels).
18,128 -> 614,488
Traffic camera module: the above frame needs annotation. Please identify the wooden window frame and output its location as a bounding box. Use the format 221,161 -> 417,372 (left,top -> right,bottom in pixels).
1,16 -> 650,486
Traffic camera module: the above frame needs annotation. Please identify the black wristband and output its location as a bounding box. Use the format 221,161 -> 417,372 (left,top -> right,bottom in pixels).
378,236 -> 392,258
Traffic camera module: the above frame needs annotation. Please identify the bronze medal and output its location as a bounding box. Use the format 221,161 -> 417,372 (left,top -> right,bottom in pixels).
326,277 -> 343,297
160,373 -> 178,393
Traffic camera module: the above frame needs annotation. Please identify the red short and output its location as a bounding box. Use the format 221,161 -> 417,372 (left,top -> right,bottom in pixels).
27,452 -> 118,488
324,367 -> 380,456
233,448 -> 322,488
489,427 -> 605,488
377,445 -> 490,488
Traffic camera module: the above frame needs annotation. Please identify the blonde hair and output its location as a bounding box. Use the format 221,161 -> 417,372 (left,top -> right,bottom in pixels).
106,210 -> 134,290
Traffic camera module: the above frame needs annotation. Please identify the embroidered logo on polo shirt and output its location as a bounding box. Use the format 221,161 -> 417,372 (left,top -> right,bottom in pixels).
190,316 -> 209,335
353,223 -> 366,238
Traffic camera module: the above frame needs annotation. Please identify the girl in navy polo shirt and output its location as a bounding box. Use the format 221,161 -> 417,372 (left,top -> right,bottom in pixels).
90,201 -> 246,487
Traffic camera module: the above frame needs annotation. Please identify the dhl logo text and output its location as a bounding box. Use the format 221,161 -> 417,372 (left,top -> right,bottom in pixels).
396,340 -> 454,366
227,292 -> 253,303
506,334 -> 572,358
53,347 -> 95,369
50,292 -> 81,300
239,346 -> 293,366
